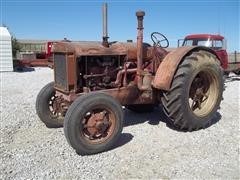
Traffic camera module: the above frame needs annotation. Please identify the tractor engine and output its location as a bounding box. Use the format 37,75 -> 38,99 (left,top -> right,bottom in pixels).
52,40 -> 161,95
77,55 -> 127,90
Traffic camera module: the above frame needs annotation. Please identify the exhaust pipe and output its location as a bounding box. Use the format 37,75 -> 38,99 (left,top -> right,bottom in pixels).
136,10 -> 149,90
102,3 -> 109,47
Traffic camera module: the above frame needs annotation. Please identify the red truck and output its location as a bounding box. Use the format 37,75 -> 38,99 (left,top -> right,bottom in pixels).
179,34 -> 240,74
14,41 -> 54,70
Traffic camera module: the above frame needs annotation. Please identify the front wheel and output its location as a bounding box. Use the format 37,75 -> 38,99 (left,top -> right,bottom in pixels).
36,82 -> 65,128
64,92 -> 124,155
161,50 -> 224,131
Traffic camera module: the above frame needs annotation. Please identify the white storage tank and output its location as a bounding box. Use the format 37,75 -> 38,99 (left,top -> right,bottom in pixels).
0,27 -> 13,72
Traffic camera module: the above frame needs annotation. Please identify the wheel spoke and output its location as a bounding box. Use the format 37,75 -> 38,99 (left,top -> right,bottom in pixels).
191,99 -> 195,109
202,94 -> 208,103
83,124 -> 95,128
191,87 -> 206,111
191,98 -> 201,111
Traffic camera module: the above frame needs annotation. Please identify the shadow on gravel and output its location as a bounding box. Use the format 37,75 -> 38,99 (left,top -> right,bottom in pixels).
124,105 -> 166,127
14,67 -> 35,72
76,133 -> 133,155
110,133 -> 134,150
124,105 -> 222,133
204,112 -> 222,129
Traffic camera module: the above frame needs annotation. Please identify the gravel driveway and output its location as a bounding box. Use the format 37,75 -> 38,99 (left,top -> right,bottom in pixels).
1,67 -> 239,179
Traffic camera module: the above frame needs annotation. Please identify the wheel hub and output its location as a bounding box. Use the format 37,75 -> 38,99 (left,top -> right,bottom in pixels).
85,111 -> 111,139
50,95 -> 67,117
191,87 -> 208,110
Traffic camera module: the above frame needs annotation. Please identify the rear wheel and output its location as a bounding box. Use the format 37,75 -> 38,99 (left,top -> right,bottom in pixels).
161,50 -> 223,131
64,92 -> 124,155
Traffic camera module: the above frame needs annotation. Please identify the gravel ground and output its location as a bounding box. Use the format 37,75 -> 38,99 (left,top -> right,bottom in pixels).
1,67 -> 239,179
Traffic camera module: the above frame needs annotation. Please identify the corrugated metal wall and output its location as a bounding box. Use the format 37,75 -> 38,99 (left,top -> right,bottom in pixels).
0,27 -> 13,72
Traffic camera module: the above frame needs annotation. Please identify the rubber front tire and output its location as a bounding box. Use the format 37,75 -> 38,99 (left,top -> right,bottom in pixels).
64,92 -> 124,155
36,82 -> 64,128
161,50 -> 224,131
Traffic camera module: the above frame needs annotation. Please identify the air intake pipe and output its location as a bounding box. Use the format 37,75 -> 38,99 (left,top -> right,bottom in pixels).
102,3 -> 109,47
136,11 -> 150,90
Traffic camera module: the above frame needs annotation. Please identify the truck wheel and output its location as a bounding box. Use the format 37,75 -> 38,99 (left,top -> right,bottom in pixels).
161,50 -> 224,131
64,92 -> 124,155
126,104 -> 155,113
36,82 -> 64,128
233,69 -> 240,75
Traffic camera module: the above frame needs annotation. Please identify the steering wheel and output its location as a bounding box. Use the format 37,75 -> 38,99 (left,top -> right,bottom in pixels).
151,32 -> 169,48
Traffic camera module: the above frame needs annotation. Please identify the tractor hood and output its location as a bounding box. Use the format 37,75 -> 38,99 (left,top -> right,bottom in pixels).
53,41 -> 156,61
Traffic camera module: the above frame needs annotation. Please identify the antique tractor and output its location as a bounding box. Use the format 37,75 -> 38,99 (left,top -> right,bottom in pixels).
36,4 -> 223,155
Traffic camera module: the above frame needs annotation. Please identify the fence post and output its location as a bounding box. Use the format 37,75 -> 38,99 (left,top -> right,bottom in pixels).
235,51 -> 237,63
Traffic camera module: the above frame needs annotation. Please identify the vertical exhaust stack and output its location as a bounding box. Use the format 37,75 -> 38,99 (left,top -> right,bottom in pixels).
136,10 -> 148,90
102,3 -> 109,47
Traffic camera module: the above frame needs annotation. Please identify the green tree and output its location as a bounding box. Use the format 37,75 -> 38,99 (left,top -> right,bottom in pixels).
11,36 -> 21,58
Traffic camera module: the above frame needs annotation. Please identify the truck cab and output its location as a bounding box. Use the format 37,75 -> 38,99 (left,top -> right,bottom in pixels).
181,34 -> 228,69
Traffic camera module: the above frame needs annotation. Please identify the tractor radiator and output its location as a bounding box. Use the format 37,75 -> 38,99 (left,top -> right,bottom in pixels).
54,53 -> 68,91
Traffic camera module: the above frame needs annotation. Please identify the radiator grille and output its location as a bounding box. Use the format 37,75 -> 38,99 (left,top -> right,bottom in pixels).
54,53 -> 68,90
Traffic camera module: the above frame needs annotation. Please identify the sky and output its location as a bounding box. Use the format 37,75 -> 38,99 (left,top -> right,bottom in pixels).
0,0 -> 239,52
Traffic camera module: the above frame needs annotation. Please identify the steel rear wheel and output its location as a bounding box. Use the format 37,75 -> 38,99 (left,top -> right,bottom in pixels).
161,50 -> 224,131
64,92 -> 123,155
189,69 -> 219,118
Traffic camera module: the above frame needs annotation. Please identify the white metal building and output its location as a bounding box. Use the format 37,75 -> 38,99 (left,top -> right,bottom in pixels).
0,27 -> 13,72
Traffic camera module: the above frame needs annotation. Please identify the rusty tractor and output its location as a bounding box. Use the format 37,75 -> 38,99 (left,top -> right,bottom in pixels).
36,4 -> 224,155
